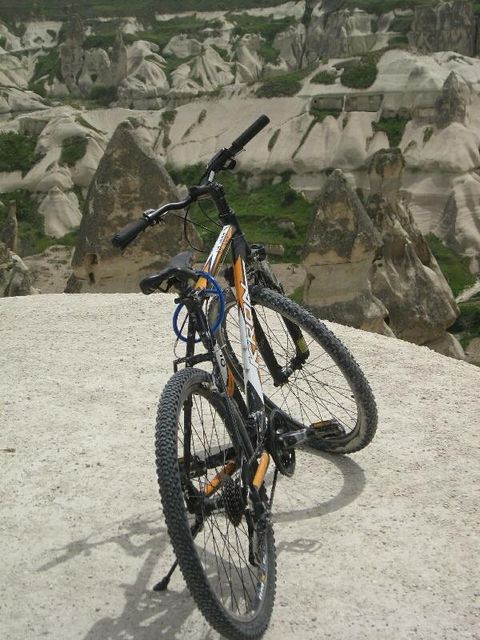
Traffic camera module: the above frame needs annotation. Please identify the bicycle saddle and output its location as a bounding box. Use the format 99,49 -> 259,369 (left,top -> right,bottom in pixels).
140,251 -> 196,295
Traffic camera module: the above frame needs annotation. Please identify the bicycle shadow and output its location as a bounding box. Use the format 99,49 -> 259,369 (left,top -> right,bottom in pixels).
272,449 -> 366,524
37,452 -> 365,640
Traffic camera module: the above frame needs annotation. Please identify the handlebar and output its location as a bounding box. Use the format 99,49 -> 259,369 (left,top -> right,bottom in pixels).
230,114 -> 270,154
111,115 -> 271,250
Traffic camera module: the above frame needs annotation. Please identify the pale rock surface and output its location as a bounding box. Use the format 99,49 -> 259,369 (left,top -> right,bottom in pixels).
234,34 -> 264,84
23,245 -> 73,293
37,187 -> 81,237
273,23 -> 305,70
163,35 -> 202,59
0,242 -> 38,297
306,7 -> 382,62
29,161 -> 73,193
65,121 -> 196,293
117,42 -> 169,108
464,336 -> 480,366
425,332 -> 465,360
77,48 -> 112,93
0,51 -> 32,88
436,173 -> 480,273
187,46 -> 234,93
0,22 -> 22,51
366,148 -> 460,351
302,169 -> 390,335
0,87 -> 47,114
402,120 -> 480,174
20,21 -> 62,49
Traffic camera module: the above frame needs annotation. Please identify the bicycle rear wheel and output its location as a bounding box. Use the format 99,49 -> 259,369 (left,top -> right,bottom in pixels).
155,367 -> 276,640
213,286 -> 377,454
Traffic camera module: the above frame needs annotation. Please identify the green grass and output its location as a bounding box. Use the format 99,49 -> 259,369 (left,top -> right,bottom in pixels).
372,117 -> 410,147
311,70 -> 337,85
256,66 -> 313,98
289,283 -> 304,303
310,106 -> 341,123
59,136 -> 88,166
0,190 -> 78,256
425,234 -> 476,297
451,301 -> 480,349
168,165 -> 314,263
29,49 -> 61,86
0,132 -> 41,175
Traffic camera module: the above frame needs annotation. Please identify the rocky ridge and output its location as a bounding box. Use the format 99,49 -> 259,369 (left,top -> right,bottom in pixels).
0,0 -> 479,356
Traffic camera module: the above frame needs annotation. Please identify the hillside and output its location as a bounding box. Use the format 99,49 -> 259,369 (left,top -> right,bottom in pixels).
1,292 -> 479,639
0,0 -> 479,356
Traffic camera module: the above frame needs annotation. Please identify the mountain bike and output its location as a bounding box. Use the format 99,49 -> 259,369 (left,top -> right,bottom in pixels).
112,115 -> 377,640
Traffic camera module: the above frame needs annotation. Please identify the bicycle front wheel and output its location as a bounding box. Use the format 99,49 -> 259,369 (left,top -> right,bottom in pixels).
155,367 -> 276,640
214,286 -> 377,454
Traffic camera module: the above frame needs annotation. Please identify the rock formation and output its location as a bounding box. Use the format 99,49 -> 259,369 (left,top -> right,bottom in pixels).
59,16 -> 86,94
111,34 -> 128,86
434,71 -> 468,129
0,241 -> 38,297
301,149 -> 464,359
302,169 -> 391,335
410,1 -> 476,56
234,35 -> 264,84
65,121 -> 196,293
366,148 -> 461,354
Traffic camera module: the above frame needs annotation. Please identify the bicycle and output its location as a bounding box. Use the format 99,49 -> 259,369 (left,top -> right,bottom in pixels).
112,115 -> 378,640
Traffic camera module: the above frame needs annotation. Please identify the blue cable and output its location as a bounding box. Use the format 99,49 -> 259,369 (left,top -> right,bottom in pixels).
172,271 -> 226,343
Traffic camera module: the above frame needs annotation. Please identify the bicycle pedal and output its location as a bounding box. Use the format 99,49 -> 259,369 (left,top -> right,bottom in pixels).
309,419 -> 346,439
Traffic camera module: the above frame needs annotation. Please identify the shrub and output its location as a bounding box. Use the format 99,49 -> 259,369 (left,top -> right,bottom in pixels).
85,34 -> 125,49
389,35 -> 409,48
311,70 -> 337,85
0,132 -> 41,174
340,58 -> 378,89
88,85 -> 117,106
256,67 -> 313,98
162,110 -> 177,125
372,117 -> 410,147
59,136 -> 88,167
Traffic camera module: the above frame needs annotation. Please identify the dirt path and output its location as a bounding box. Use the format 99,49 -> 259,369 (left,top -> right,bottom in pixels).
1,294 -> 479,640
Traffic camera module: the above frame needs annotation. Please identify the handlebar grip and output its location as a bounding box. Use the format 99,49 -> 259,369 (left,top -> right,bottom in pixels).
111,217 -> 150,250
230,115 -> 270,152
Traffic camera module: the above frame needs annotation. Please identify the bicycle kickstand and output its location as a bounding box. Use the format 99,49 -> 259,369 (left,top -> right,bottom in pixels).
153,519 -> 203,591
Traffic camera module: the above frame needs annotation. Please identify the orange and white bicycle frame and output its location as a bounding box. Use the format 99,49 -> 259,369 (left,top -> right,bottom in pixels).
195,223 -> 265,417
